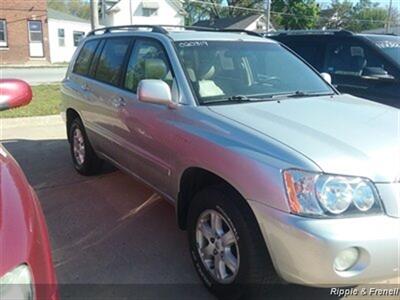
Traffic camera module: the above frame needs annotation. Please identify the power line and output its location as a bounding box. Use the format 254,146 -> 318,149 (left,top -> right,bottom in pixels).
187,0 -> 396,25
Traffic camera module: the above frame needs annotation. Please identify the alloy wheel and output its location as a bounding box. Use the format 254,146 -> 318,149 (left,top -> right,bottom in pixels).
72,127 -> 85,166
196,209 -> 240,284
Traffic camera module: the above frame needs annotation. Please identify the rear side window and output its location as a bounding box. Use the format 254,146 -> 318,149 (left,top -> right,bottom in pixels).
285,41 -> 325,70
95,37 -> 131,86
73,40 -> 99,75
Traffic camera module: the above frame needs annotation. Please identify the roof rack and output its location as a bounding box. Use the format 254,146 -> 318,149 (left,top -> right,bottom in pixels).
87,25 -> 168,36
160,25 -> 263,37
361,32 -> 398,36
267,29 -> 354,36
87,24 -> 262,37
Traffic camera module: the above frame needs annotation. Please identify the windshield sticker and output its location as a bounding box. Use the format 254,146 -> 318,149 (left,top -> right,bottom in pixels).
178,41 -> 208,48
375,41 -> 400,49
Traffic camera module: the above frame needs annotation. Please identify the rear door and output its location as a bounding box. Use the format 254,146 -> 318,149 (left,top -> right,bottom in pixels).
84,36 -> 134,160
323,37 -> 400,107
66,39 -> 101,142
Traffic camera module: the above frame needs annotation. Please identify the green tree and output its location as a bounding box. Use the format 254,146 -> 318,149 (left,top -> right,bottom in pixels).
47,0 -> 90,20
320,0 -> 353,29
272,0 -> 320,29
68,0 -> 90,20
346,0 -> 387,32
47,0 -> 68,13
320,0 -> 397,32
184,0 -> 263,25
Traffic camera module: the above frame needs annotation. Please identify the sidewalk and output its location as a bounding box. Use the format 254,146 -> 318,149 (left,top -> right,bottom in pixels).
0,67 -> 67,85
1,115 -> 65,140
1,63 -> 68,68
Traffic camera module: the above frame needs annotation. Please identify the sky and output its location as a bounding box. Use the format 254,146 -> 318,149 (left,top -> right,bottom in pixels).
316,0 -> 398,6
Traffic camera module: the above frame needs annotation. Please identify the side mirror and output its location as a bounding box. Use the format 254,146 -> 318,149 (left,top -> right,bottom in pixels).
362,67 -> 395,80
137,79 -> 175,107
320,72 -> 332,84
0,79 -> 32,111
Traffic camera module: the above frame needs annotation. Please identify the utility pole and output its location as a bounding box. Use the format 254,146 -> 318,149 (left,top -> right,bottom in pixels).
385,0 -> 393,34
264,0 -> 271,33
129,0 -> 133,25
90,0 -> 100,30
101,0 -> 106,24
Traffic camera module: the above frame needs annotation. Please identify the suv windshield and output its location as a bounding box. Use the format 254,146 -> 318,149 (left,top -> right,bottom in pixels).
366,35 -> 400,64
175,41 -> 334,105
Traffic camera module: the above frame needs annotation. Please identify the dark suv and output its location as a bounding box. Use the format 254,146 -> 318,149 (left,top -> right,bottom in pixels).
269,30 -> 400,108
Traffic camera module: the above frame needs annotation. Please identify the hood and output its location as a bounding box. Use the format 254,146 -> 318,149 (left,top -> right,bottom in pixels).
209,94 -> 400,183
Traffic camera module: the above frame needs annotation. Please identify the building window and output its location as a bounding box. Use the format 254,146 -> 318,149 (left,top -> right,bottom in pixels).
28,20 -> 43,42
73,31 -> 85,47
142,8 -> 158,17
58,28 -> 65,47
0,20 -> 7,47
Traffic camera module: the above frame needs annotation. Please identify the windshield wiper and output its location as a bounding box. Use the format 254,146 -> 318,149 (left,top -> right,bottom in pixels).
204,92 -> 334,105
269,91 -> 334,99
227,95 -> 261,101
204,95 -> 263,105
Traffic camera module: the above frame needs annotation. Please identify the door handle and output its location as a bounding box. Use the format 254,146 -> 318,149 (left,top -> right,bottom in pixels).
81,83 -> 90,92
111,96 -> 127,108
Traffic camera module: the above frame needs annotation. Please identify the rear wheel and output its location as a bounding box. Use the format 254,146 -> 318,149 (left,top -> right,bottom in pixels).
187,185 -> 279,299
69,118 -> 103,175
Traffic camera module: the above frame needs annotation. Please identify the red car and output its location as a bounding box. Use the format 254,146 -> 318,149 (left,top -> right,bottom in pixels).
0,79 -> 59,299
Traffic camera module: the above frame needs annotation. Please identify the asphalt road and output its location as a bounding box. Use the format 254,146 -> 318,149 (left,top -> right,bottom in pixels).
0,67 -> 67,85
1,116 -> 398,300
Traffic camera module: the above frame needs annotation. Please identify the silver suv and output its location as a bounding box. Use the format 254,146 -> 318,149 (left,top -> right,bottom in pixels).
61,25 -> 399,299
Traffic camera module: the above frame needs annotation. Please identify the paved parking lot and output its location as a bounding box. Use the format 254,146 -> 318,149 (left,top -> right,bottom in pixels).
1,116 -> 398,299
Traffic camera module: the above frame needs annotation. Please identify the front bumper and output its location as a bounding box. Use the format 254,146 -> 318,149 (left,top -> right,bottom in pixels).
249,201 -> 400,286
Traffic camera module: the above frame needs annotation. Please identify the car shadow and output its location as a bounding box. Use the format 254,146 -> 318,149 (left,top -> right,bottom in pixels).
2,138 -> 343,300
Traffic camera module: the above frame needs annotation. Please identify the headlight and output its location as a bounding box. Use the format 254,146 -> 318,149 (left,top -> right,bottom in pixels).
283,169 -> 383,217
0,265 -> 33,300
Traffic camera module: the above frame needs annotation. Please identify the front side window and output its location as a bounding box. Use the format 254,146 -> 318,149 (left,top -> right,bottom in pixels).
175,41 -> 333,105
73,39 -> 100,75
325,41 -> 394,79
28,20 -> 43,42
58,28 -> 65,47
0,20 -> 7,47
73,31 -> 85,47
285,41 -> 325,70
366,35 -> 400,65
95,38 -> 131,86
124,39 -> 173,92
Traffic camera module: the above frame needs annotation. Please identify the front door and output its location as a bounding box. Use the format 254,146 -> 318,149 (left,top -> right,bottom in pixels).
117,38 -> 178,195
28,20 -> 44,57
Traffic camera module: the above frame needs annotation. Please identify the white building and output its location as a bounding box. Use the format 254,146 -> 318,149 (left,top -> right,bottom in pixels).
48,8 -> 92,63
104,0 -> 185,27
193,15 -> 274,33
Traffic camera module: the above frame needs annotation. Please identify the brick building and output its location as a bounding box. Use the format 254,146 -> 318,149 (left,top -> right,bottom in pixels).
0,0 -> 50,65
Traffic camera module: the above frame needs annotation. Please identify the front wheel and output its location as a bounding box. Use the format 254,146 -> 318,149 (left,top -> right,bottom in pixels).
187,185 -> 279,299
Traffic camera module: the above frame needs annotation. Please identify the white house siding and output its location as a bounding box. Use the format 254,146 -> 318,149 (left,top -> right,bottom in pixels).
48,18 -> 91,63
105,0 -> 184,27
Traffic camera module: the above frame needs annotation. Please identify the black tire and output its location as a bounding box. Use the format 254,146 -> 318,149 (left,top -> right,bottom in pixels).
69,118 -> 103,175
187,184 -> 279,300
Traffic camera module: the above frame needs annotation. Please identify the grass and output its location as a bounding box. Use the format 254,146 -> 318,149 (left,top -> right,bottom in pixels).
0,84 -> 62,118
